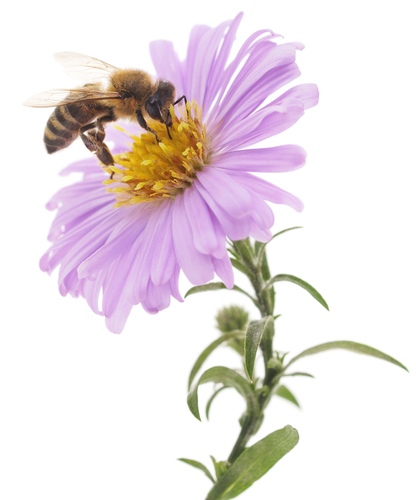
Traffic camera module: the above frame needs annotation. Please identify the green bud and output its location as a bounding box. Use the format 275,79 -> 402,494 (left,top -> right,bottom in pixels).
267,358 -> 283,371
216,305 -> 249,333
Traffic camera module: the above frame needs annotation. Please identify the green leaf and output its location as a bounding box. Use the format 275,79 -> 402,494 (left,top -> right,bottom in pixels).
206,386 -> 231,420
188,366 -> 259,421
259,251 -> 275,313
244,316 -> 274,382
188,332 -> 244,390
275,385 -> 300,408
285,341 -> 408,371
266,274 -> 329,311
178,458 -> 215,483
271,226 -> 303,241
211,456 -> 229,481
185,282 -> 227,297
232,239 -> 255,268
239,411 -> 264,436
185,282 -> 259,308
206,425 -> 299,500
282,372 -> 315,379
230,258 -> 254,279
255,226 -> 303,263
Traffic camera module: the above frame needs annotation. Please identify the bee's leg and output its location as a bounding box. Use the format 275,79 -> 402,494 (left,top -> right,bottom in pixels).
165,114 -> 173,140
164,95 -> 188,140
94,115 -> 115,142
80,122 -> 97,152
174,95 -> 187,107
136,110 -> 160,143
80,117 -> 115,176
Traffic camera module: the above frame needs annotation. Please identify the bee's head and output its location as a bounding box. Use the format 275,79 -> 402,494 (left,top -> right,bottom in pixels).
145,80 -> 176,123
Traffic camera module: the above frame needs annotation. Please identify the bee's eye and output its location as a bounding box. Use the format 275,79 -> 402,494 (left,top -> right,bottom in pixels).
145,99 -> 162,121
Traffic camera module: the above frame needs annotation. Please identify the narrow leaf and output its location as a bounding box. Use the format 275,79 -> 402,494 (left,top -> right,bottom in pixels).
188,366 -> 259,421
185,282 -> 259,308
255,226 -> 303,263
244,316 -> 273,382
188,332 -> 244,390
275,385 -> 300,408
258,249 -> 275,313
282,372 -> 315,379
266,274 -> 329,310
271,226 -> 303,241
178,458 -> 215,484
206,426 -> 299,500
285,340 -> 408,371
230,258 -> 254,279
232,239 -> 255,268
206,386 -> 231,420
211,456 -> 229,481
185,282 -> 227,297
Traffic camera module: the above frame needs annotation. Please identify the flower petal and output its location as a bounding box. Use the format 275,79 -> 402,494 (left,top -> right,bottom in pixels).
150,206 -> 176,286
172,194 -> 215,285
214,42 -> 298,128
184,186 -> 223,257
77,204 -> 152,279
213,145 -> 306,173
216,63 -> 301,129
184,24 -> 212,98
203,13 -> 244,110
270,83 -> 319,110
208,28 -> 280,125
149,40 -> 185,98
218,99 -> 305,152
194,180 -> 252,241
213,255 -> 234,289
230,171 -> 304,212
197,168 -> 252,219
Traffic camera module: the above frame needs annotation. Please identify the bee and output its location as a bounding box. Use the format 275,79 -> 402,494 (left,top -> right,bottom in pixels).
24,52 -> 187,167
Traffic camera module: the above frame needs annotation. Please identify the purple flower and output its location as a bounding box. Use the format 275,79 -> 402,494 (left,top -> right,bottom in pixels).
40,13 -> 318,333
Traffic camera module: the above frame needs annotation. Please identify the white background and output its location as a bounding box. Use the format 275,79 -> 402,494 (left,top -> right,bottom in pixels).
1,0 -> 415,499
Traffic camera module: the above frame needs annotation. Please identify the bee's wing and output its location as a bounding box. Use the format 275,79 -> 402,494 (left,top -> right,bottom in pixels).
23,87 -> 121,108
54,52 -> 118,82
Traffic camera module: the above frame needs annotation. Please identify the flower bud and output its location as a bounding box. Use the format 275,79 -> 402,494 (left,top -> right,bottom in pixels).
216,305 -> 249,333
267,358 -> 283,372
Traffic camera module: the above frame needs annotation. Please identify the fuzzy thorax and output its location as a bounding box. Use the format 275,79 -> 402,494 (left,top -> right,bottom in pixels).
103,101 -> 207,207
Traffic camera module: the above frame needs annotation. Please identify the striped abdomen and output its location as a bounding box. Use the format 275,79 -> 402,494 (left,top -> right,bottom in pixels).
44,103 -> 100,154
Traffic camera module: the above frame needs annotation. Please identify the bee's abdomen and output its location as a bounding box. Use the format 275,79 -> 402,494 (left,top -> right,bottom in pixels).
44,104 -> 97,154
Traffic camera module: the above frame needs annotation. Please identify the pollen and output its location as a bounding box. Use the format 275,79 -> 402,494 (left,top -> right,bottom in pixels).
103,101 -> 208,207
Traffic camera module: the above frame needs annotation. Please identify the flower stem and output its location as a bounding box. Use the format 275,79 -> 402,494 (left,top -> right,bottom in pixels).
227,240 -> 278,464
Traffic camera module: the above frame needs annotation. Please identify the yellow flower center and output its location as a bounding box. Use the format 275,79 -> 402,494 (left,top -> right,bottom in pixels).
103,101 -> 208,207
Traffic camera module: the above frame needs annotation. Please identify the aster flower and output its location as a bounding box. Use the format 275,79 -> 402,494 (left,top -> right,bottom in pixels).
40,12 -> 319,333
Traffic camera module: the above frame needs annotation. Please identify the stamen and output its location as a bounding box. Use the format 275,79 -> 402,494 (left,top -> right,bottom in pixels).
103,101 -> 208,207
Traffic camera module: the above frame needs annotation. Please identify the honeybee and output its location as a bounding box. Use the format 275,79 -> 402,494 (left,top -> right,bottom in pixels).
24,52 -> 187,167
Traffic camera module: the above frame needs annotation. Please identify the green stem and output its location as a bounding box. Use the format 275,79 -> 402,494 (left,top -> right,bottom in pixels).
227,239 -> 278,464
